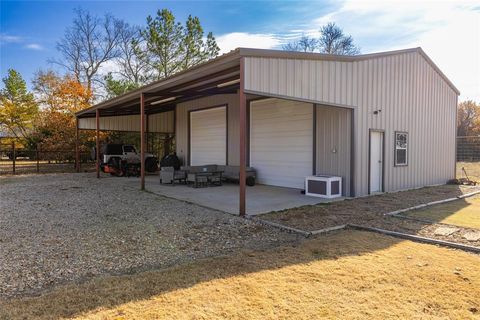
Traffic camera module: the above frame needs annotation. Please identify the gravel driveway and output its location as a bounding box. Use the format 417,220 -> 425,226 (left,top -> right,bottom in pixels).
0,173 -> 298,298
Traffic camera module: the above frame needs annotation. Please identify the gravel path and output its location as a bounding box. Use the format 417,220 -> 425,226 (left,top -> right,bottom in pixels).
0,173 -> 298,298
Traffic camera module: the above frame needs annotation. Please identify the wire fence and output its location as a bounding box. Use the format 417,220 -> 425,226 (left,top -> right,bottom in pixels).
0,142 -> 95,175
457,136 -> 480,162
1,136 -> 479,176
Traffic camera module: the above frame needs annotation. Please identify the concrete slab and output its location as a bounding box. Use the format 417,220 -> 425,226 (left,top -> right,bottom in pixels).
119,175 -> 343,215
433,226 -> 460,236
463,232 -> 480,242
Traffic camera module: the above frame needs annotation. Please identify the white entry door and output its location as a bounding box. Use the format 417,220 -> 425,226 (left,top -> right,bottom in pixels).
369,131 -> 384,193
190,106 -> 227,165
250,99 -> 313,189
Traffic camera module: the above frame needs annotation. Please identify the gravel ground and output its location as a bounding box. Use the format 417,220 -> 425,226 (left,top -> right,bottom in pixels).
0,173 -> 299,299
261,185 -> 480,247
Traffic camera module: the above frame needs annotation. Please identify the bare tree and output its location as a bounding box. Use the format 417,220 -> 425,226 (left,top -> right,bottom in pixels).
53,8 -> 125,99
283,23 -> 360,55
283,35 -> 317,52
113,22 -> 152,86
318,23 -> 360,55
457,100 -> 480,136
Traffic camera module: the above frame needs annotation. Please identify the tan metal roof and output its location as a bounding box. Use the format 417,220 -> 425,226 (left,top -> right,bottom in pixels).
77,47 -> 459,118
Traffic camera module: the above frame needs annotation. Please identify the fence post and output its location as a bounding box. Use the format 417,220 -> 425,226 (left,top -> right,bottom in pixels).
12,141 -> 15,175
36,145 -> 40,173
75,118 -> 80,172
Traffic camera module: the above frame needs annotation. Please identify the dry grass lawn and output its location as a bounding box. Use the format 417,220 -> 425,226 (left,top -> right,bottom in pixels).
404,195 -> 480,229
1,230 -> 479,320
457,161 -> 480,182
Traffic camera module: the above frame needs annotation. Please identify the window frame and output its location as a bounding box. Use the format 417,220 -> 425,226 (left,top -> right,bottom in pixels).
394,131 -> 408,167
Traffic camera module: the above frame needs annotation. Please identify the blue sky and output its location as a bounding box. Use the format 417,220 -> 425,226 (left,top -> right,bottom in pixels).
1,0 -> 479,101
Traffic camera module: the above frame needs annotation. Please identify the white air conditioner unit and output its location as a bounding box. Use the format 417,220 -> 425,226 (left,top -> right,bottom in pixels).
305,175 -> 342,198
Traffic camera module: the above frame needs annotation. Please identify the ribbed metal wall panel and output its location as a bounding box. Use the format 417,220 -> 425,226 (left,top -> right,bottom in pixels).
245,51 -> 457,196
148,112 -> 175,133
78,111 -> 174,133
176,94 -> 239,165
316,105 -> 352,196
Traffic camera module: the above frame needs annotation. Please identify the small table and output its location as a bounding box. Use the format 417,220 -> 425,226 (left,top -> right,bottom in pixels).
208,171 -> 223,186
188,171 -> 223,188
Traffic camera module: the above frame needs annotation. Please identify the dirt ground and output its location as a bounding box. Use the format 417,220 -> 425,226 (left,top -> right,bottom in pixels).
1,230 -> 478,320
261,185 -> 480,246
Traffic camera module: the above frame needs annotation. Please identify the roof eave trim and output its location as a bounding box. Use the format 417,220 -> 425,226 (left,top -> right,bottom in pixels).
76,48 -> 241,117
416,48 -> 460,95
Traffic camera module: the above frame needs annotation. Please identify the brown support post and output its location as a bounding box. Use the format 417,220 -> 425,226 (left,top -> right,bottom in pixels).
96,109 -> 100,178
12,141 -> 15,175
140,93 -> 145,190
75,117 -> 80,173
145,114 -> 149,153
239,57 -> 246,217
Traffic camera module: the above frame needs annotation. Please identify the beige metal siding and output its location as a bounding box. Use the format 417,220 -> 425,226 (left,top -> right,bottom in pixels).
176,94 -> 239,165
148,112 -> 175,133
78,111 -> 174,133
316,105 -> 352,196
245,51 -> 457,196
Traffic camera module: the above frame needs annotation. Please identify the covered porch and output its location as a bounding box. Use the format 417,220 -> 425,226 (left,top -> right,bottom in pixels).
75,48 -> 354,216
123,175 -> 333,215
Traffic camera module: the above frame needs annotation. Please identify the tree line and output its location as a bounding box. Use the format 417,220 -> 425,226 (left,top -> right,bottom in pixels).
0,8 -> 220,151
55,8 -> 220,100
1,6 -> 364,154
6,8 -> 474,156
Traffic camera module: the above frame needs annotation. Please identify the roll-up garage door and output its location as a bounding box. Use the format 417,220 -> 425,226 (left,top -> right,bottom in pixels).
250,99 -> 313,189
190,106 -> 227,165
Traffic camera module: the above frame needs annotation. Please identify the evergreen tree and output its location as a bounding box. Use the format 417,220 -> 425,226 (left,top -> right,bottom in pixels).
0,69 -> 38,141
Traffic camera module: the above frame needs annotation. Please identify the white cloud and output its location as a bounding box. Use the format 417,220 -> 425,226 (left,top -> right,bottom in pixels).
0,33 -> 22,43
307,0 -> 480,101
216,32 -> 284,53
215,1 -> 479,101
98,59 -> 121,75
25,43 -> 44,51
1,33 -> 46,52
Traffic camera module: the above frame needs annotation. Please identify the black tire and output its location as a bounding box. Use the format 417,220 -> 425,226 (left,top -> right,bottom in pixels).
246,176 -> 255,186
145,157 -> 158,172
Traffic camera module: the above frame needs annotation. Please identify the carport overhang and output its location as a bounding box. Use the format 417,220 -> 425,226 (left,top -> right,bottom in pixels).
77,47 -> 409,216
75,48 -> 251,215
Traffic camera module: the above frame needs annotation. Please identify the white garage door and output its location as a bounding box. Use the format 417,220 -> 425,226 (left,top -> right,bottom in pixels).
250,99 -> 313,189
190,106 -> 227,165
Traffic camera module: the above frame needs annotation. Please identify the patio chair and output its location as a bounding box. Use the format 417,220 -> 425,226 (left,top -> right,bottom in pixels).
160,167 -> 186,185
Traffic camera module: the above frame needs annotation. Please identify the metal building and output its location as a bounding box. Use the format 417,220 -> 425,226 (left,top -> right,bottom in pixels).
76,47 -> 459,216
